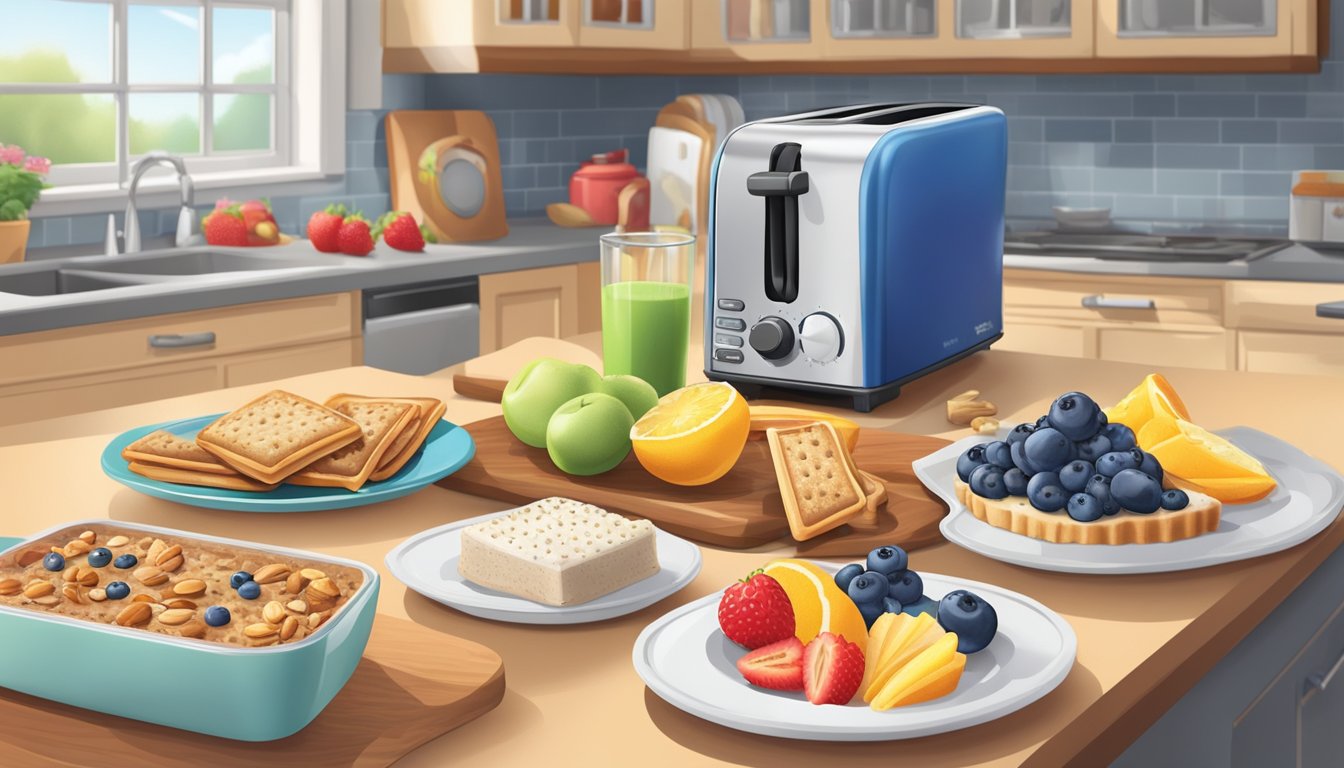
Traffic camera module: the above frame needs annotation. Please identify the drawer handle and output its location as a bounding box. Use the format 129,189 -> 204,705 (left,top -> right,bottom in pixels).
1306,644 -> 1344,697
1082,295 -> 1156,310
1317,301 -> 1344,320
148,332 -> 216,349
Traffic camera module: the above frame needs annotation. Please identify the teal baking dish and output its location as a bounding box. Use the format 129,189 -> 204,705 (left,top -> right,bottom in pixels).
0,520 -> 379,741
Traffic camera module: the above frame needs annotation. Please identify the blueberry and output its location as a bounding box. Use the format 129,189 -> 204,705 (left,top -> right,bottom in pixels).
901,595 -> 940,620
956,444 -> 989,482
1161,489 -> 1191,511
858,599 -> 885,629
42,552 -> 65,572
1085,474 -> 1122,516
113,554 -> 137,569
86,548 -> 112,568
937,590 -> 998,654
1026,475 -> 1068,512
1010,441 -> 1039,476
1067,493 -> 1104,522
1076,433 -> 1112,462
1059,460 -> 1095,493
1095,410 -> 1108,427
1102,423 -> 1138,453
104,581 -> 130,600
1027,471 -> 1062,498
204,606 -> 231,627
1096,450 -> 1141,478
1006,422 -> 1036,446
847,571 -> 888,606
1024,427 -> 1073,473
1138,451 -> 1164,482
1035,415 -> 1052,430
865,546 -> 908,577
229,571 -> 253,590
1048,392 -> 1101,441
237,581 -> 262,600
1111,468 -> 1164,514
887,569 -> 924,604
882,596 -> 903,615
834,563 -> 865,592
969,464 -> 1008,499
1003,467 -> 1029,496
983,441 -> 1014,470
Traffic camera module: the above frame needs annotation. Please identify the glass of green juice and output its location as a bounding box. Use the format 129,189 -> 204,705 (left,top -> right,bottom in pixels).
599,231 -> 696,397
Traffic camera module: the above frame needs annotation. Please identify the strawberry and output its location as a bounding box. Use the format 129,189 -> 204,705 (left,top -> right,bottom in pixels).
736,637 -> 805,691
717,570 -> 795,650
239,199 -> 279,246
307,204 -> 347,253
337,212 -> 375,256
373,211 -> 427,252
201,205 -> 248,247
801,632 -> 865,706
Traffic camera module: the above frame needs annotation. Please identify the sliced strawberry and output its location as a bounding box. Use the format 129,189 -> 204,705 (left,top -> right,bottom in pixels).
802,632 -> 865,705
737,636 -> 804,691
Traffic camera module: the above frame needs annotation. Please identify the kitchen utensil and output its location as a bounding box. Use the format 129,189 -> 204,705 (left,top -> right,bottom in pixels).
569,149 -> 644,226
436,416 -> 951,556
617,176 -> 651,231
1289,171 -> 1344,243
634,564 -> 1075,741
100,415 -> 475,513
705,103 -> 1007,412
913,427 -> 1344,574
0,613 -> 504,764
600,231 -> 696,396
386,508 -> 703,625
647,126 -> 705,234
0,520 -> 379,741
386,110 -> 508,243
546,202 -> 601,227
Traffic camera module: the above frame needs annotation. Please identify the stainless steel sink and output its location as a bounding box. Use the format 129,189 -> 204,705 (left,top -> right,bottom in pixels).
0,269 -> 145,297
72,250 -> 331,276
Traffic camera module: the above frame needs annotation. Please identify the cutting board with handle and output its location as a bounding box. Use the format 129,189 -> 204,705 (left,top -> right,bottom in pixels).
437,416 -> 951,556
0,612 -> 504,767
453,337 -> 601,403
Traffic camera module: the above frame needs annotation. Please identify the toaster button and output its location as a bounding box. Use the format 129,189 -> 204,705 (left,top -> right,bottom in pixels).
714,317 -> 746,331
717,299 -> 745,312
714,348 -> 744,364
714,334 -> 744,348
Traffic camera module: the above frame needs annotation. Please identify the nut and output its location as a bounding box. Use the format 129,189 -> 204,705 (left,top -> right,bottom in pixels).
244,623 -> 278,639
88,588 -> 107,602
133,566 -> 168,586
62,540 -> 91,557
61,584 -> 83,603
250,636 -> 279,647
148,603 -> 167,617
298,568 -> 326,581
131,594 -> 158,604
158,608 -> 195,626
137,536 -> 154,551
23,581 -> 54,599
0,578 -> 21,596
262,601 -> 286,625
62,567 -> 98,587
78,530 -> 96,545
146,539 -> 168,563
286,600 -> 308,613
253,563 -> 291,584
280,615 -> 300,641
16,550 -> 43,567
971,416 -> 1001,435
165,598 -> 197,610
179,620 -> 208,639
172,579 -> 206,597
307,577 -> 340,599
307,611 -> 328,630
106,535 -> 130,548
30,595 -> 60,606
284,571 -> 310,594
115,602 -> 152,627
157,555 -> 185,573
947,389 -> 998,426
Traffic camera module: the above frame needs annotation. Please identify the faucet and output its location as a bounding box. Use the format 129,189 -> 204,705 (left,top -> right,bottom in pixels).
108,152 -> 204,254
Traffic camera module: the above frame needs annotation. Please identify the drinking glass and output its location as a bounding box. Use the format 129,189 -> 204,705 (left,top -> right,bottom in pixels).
599,231 -> 696,397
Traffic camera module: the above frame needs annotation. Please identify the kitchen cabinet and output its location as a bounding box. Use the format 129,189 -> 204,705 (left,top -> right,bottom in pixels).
478,262 -> 602,354
0,293 -> 361,426
825,0 -> 1092,59
579,0 -> 689,49
1097,0 -> 1315,59
382,0 -> 580,72
691,0 -> 826,62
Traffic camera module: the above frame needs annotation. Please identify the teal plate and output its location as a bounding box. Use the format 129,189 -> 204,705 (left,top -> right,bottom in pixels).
100,414 -> 475,513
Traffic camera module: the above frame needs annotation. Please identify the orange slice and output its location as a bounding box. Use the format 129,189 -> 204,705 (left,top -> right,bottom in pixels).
1142,416 -> 1277,503
1104,373 -> 1191,434
630,382 -> 749,486
762,559 -> 869,653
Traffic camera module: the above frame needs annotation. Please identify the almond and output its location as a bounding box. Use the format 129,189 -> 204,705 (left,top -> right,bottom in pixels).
263,601 -> 286,625
23,581 -> 54,599
106,535 -> 130,548
133,566 -> 168,586
253,563 -> 291,584
307,611 -> 328,630
61,584 -> 82,603
146,539 -> 168,563
62,540 -> 91,557
157,555 -> 185,573
137,536 -> 154,551
250,636 -> 279,647
148,603 -> 167,617
88,588 -> 107,602
307,577 -> 340,599
286,599 -> 308,613
158,608 -> 195,626
284,571 -> 310,594
154,544 -> 182,565
61,566 -> 79,583
16,550 -> 43,567
30,595 -> 60,606
298,568 -> 326,581
280,615 -> 300,641
0,578 -> 22,596
172,579 -> 206,597
116,602 -> 152,627
78,530 -> 96,545
68,567 -> 98,587
165,598 -> 197,610
179,620 -> 208,639
244,623 -> 278,639
131,594 -> 158,604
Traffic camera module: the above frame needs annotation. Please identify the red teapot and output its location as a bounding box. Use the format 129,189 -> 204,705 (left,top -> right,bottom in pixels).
569,149 -> 645,227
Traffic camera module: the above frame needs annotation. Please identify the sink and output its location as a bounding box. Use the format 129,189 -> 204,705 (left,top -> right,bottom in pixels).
72,250 -> 332,276
0,269 -> 145,297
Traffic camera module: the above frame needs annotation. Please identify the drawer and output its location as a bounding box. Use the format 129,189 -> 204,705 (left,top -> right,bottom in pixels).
1096,327 -> 1234,370
0,358 -> 222,426
1226,280 -> 1344,334
222,339 -> 361,387
1004,270 -> 1224,326
0,292 -> 359,387
998,318 -> 1091,359
1237,331 -> 1344,376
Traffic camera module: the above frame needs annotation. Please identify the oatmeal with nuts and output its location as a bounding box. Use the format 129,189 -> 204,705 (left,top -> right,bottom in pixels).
0,524 -> 364,647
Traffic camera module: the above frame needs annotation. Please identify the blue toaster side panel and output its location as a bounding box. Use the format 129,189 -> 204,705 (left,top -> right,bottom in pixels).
858,110 -> 1007,388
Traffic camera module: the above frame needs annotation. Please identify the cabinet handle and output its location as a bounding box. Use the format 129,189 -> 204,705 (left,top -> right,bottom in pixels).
1317,301 -> 1344,320
1306,644 -> 1344,696
1081,295 -> 1156,310
148,332 -> 216,349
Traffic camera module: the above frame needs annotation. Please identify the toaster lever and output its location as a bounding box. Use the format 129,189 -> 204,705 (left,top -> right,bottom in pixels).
750,142 -> 808,304
746,170 -> 810,197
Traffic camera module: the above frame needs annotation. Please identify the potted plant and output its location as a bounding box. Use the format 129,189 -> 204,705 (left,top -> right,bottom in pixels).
0,144 -> 52,264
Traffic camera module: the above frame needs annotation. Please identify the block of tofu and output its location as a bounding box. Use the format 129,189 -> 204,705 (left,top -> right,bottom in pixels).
458,497 -> 660,606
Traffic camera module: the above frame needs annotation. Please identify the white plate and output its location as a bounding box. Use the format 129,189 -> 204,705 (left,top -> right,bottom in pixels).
633,566 -> 1076,741
385,509 -> 703,624
914,427 -> 1344,574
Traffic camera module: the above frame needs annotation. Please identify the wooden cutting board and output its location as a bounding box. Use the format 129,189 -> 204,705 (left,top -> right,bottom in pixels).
0,616 -> 504,767
437,416 -> 951,557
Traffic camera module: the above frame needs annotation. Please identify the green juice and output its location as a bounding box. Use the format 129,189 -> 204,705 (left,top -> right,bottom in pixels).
602,280 -> 691,397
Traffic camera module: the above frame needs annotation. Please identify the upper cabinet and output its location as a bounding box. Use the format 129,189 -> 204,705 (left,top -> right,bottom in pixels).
823,0 -> 1092,60
692,0 -> 826,61
1097,0 -> 1314,58
579,0 -> 689,49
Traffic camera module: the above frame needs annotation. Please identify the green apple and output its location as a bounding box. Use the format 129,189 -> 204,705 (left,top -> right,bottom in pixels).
501,358 -> 602,448
596,374 -> 660,422
545,393 -> 634,476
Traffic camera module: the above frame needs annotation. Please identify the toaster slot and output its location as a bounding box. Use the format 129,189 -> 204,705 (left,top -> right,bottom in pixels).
748,142 -> 810,304
842,103 -> 974,125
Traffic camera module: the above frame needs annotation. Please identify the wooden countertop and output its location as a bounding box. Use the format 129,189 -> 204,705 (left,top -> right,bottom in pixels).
2,343 -> 1342,767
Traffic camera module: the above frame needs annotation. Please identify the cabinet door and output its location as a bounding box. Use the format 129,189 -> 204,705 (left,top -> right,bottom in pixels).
479,264 -> 581,354
221,339 -> 361,387
1237,331 -> 1344,376
578,0 -> 689,48
692,0 -> 826,61
997,318 -> 1091,358
1097,0 -> 1310,58
474,0 -> 581,47
1096,327 -> 1234,370
0,359 -> 223,427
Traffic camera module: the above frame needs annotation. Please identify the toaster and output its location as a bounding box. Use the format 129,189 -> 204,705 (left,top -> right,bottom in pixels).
704,103 -> 1007,412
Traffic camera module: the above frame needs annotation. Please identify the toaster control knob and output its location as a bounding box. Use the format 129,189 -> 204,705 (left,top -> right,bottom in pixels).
749,317 -> 795,360
799,313 -> 844,363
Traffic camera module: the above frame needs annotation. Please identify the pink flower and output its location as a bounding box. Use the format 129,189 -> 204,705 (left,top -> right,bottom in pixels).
23,155 -> 50,175
0,144 -> 25,166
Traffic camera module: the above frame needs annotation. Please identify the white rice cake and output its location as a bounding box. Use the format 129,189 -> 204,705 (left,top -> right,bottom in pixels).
458,497 -> 660,606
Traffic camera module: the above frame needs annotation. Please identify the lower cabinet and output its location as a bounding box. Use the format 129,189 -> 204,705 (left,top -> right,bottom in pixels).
1094,327 -> 1234,371
478,261 -> 601,354
994,319 -> 1090,358
1237,331 -> 1344,377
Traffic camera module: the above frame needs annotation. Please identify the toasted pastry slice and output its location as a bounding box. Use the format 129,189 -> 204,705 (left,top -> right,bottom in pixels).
128,462 -> 279,492
320,395 -> 446,482
837,438 -> 887,532
767,422 -> 867,541
953,479 -> 1222,545
195,390 -> 362,484
122,430 -> 235,475
286,399 -> 417,491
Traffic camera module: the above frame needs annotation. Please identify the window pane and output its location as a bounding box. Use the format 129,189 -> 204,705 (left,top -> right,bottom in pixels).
0,94 -> 115,164
213,7 -> 274,84
213,94 -> 271,152
129,5 -> 202,84
0,0 -> 112,83
130,93 -> 200,155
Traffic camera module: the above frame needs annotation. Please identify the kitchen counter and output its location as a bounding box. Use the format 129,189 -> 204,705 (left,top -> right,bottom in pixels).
2,342 -> 1342,766
1005,241 -> 1344,283
0,219 -> 599,336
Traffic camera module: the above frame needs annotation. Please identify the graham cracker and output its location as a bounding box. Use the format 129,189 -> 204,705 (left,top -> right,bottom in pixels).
767,422 -> 866,541
128,462 -> 279,492
195,390 -> 362,484
287,399 -> 417,491
122,430 -> 234,475
317,395 -> 446,482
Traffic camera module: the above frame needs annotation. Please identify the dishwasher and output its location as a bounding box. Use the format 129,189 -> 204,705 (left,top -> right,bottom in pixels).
362,276 -> 480,376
